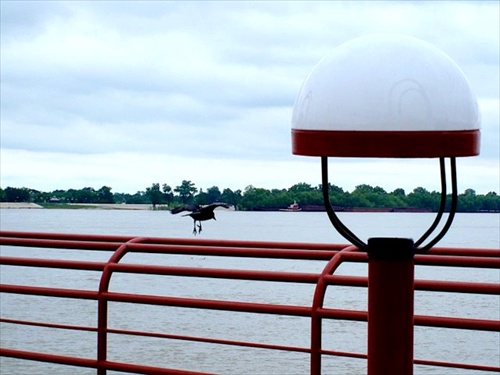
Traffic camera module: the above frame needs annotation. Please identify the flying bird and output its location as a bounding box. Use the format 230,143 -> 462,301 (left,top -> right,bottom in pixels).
171,203 -> 231,234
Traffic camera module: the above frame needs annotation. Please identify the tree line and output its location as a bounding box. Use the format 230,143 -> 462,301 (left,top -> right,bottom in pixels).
1,181 -> 499,212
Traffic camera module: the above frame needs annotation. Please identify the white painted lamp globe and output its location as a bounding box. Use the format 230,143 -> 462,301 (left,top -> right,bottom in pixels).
291,34 -> 480,158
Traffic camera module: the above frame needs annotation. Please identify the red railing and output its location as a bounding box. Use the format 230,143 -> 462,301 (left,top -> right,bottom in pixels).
1,230 -> 499,374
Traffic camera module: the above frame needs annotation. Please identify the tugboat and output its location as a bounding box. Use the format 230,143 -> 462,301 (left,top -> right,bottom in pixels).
279,201 -> 302,212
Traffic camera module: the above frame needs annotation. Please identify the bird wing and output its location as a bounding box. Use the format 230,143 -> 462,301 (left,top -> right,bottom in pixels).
201,203 -> 232,213
170,204 -> 200,215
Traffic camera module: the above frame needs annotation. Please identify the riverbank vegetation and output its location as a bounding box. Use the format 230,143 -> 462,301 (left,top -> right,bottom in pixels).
1,181 -> 498,212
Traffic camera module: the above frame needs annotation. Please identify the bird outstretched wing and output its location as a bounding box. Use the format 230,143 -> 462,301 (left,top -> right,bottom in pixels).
170,204 -> 200,215
171,203 -> 231,215
200,203 -> 232,213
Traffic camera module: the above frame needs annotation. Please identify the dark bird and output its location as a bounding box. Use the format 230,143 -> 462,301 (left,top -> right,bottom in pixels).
171,203 -> 231,234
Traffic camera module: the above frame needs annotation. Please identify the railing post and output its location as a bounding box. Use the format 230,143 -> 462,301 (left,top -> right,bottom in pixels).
367,238 -> 415,375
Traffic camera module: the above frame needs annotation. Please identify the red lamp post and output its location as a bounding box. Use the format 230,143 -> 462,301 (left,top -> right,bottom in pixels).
291,34 -> 480,375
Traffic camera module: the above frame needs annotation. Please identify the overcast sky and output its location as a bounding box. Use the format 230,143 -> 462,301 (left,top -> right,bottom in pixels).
1,1 -> 498,195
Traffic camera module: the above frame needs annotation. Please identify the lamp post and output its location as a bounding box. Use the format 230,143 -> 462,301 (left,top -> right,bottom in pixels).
291,34 -> 480,375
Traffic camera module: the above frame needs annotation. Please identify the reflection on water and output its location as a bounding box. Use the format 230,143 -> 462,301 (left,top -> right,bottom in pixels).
1,210 -> 499,374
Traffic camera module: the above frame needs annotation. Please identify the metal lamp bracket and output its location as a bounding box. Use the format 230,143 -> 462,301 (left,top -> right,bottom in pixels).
321,156 -> 458,252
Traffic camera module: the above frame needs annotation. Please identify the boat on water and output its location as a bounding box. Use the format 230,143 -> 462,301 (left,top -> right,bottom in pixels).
279,201 -> 302,212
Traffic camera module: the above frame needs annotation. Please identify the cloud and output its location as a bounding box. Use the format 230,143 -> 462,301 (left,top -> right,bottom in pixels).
1,1 -> 498,194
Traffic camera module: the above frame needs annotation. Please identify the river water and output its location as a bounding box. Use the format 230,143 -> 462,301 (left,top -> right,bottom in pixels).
0,209 -> 499,374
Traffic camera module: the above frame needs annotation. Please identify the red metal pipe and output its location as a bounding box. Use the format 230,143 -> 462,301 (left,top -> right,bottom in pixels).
108,263 -> 320,283
310,245 -> 361,375
0,284 -> 98,299
415,279 -> 500,294
0,348 -> 98,369
0,256 -> 105,270
102,291 -> 312,316
107,326 -> 312,353
426,247 -> 500,257
416,254 -> 500,268
97,237 -> 145,375
0,230 -> 347,250
413,357 -> 500,373
414,314 -> 500,331
0,236 -> 122,251
0,317 -> 96,332
367,238 -> 415,375
0,348 -> 209,375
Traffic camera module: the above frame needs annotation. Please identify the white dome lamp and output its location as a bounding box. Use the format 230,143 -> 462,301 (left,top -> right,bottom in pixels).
293,34 -> 480,375
292,34 -> 480,252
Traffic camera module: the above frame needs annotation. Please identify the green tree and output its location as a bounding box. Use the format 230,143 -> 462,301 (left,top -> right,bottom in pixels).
408,187 -> 441,211
174,180 -> 198,204
288,183 -> 323,206
458,188 -> 477,212
205,186 -> 222,203
4,187 -> 31,202
162,184 -> 174,206
220,188 -> 242,207
76,187 -> 97,203
146,183 -> 163,208
350,184 -> 377,207
195,189 -> 208,205
392,188 -> 406,196
127,191 -> 149,204
480,192 -> 500,212
96,186 -> 114,203
324,183 -> 347,207
240,185 -> 274,210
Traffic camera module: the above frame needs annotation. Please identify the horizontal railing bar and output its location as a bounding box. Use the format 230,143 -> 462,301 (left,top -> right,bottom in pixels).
414,358 -> 500,373
313,307 -> 500,331
4,233 -> 498,266
0,230 -> 347,250
107,263 -> 320,283
0,348 -> 97,370
2,230 -> 498,254
414,315 -> 500,331
0,237 -> 122,251
0,318 -> 97,332
107,327 -> 311,354
3,257 -> 497,295
415,254 -> 500,268
315,308 -> 367,321
414,279 -> 500,295
3,284 -> 497,331
0,270 -> 500,295
425,247 -> 500,258
103,359 -> 213,375
4,347 -> 497,375
103,291 -> 313,316
125,242 -> 343,260
0,237 -> 341,260
0,284 -> 98,300
324,275 -> 500,295
0,348 -> 208,375
0,256 -> 105,271
4,239 -> 499,268
0,231 -> 137,242
320,348 -> 367,359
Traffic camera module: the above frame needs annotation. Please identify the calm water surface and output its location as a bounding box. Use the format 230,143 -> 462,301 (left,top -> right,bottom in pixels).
1,210 -> 499,374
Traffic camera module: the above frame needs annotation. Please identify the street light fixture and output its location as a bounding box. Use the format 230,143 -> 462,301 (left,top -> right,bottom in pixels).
291,34 -> 480,375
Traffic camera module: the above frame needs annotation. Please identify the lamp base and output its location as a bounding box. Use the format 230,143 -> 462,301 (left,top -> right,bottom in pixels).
367,237 -> 415,375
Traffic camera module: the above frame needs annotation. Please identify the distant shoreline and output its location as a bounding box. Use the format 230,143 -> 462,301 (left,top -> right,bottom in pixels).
0,202 -> 155,210
1,202 -> 498,213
